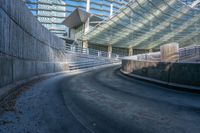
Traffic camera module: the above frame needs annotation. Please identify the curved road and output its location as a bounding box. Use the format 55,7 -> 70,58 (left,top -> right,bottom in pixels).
0,65 -> 200,133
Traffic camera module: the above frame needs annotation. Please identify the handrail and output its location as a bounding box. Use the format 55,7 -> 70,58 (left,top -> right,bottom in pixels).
123,45 -> 200,63
65,44 -> 125,59
65,44 -> 121,70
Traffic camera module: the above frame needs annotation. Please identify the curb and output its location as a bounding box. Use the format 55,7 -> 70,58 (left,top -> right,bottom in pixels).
120,69 -> 200,92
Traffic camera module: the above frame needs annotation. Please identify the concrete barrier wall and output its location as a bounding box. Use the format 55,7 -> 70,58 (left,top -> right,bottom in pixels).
170,63 -> 200,86
121,59 -> 200,89
0,0 -> 68,88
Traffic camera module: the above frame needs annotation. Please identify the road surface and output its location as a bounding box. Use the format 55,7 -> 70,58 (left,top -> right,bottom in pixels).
0,65 -> 200,133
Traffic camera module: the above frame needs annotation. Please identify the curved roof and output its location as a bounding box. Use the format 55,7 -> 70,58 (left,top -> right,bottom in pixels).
83,0 -> 200,49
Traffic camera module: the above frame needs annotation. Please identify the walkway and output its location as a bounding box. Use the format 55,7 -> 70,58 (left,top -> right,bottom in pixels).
0,66 -> 200,133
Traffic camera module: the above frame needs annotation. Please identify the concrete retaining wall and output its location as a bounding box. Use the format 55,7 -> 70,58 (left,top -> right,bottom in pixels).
0,0 -> 68,89
121,59 -> 200,89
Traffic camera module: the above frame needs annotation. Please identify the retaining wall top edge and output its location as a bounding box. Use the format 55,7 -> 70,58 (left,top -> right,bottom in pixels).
122,59 -> 200,64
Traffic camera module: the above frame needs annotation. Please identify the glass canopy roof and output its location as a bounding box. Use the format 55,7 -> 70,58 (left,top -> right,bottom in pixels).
82,0 -> 200,49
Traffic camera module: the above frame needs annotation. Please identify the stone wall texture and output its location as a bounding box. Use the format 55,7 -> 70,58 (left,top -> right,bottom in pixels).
121,59 -> 200,89
0,0 -> 68,88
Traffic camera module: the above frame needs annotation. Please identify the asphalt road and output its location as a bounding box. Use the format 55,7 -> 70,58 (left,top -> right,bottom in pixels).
0,65 -> 200,133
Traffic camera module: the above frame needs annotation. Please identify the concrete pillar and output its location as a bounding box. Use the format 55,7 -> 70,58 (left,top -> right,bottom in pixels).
108,45 -> 112,58
128,47 -> 133,56
82,40 -> 89,54
108,45 -> 112,53
160,43 -> 179,62
85,19 -> 90,34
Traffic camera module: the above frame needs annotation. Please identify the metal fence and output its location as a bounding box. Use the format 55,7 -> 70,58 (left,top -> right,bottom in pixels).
65,44 -> 121,70
179,45 -> 200,62
136,52 -> 161,62
65,44 -> 122,59
123,45 -> 200,63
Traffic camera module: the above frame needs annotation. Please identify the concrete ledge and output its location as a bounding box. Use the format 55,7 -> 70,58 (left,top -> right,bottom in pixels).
121,59 -> 200,91
120,69 -> 200,91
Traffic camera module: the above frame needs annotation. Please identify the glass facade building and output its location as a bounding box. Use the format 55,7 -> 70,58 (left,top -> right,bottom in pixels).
24,0 -> 128,38
23,0 -> 200,55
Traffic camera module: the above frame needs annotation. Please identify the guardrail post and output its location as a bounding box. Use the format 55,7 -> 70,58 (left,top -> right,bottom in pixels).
128,47 -> 133,56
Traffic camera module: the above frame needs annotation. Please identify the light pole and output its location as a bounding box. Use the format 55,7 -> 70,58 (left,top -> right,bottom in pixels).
110,2 -> 113,18
85,0 -> 90,34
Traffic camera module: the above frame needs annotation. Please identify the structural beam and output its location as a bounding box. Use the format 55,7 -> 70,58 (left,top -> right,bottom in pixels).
191,0 -> 200,8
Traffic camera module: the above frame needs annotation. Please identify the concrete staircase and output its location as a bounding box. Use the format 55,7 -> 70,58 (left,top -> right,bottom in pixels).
65,45 -> 120,70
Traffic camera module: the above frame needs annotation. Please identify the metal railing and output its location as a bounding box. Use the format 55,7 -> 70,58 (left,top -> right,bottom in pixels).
136,52 -> 161,62
179,45 -> 200,62
65,44 -> 121,70
123,45 -> 200,63
65,44 -> 122,59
